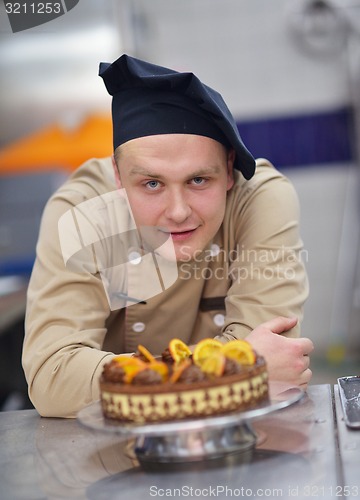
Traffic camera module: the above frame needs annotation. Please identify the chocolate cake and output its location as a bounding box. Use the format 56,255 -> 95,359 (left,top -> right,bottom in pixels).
99,338 -> 269,424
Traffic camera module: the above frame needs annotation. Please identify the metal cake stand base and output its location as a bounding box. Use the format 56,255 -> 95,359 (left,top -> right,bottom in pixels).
134,420 -> 257,464
78,385 -> 303,466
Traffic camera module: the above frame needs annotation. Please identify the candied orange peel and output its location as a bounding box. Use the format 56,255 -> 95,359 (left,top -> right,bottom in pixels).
147,360 -> 169,382
113,356 -> 145,367
113,356 -> 168,383
192,338 -> 256,376
118,358 -> 148,383
169,338 -> 192,364
137,344 -> 156,363
198,352 -> 226,377
114,337 -> 257,384
169,359 -> 192,383
193,338 -> 223,366
221,339 -> 256,366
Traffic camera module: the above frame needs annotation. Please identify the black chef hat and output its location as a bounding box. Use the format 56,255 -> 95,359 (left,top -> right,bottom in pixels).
99,54 -> 255,180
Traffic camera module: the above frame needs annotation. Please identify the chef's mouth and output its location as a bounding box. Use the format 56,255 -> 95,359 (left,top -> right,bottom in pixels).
170,229 -> 197,241
159,228 -> 197,241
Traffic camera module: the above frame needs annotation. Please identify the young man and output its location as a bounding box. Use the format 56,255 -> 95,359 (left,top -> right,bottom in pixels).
22,55 -> 313,417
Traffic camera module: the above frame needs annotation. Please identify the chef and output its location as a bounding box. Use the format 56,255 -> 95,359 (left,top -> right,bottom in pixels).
22,54 -> 313,417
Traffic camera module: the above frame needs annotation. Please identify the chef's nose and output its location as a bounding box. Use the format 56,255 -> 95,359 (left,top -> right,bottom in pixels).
165,189 -> 192,223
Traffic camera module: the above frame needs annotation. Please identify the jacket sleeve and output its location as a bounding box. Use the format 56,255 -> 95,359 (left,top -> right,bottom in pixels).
22,189 -> 122,418
218,161 -> 309,341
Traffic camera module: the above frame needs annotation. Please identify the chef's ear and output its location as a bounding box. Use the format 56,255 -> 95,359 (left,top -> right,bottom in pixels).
112,154 -> 122,189
226,148 -> 235,191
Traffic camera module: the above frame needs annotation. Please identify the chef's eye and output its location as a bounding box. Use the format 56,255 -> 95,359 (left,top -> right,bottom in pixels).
145,180 -> 160,190
191,177 -> 206,185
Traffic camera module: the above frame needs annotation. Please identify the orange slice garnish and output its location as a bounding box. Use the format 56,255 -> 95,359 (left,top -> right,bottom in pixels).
169,338 -> 192,364
122,361 -> 148,383
111,357 -> 147,383
147,361 -> 169,382
192,338 -> 223,367
221,339 -> 256,366
137,344 -> 156,363
169,359 -> 192,383
198,352 -> 226,377
113,356 -> 144,367
123,366 -> 146,383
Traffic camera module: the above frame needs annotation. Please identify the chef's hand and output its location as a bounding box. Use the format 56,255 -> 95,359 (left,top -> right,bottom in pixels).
246,316 -> 314,390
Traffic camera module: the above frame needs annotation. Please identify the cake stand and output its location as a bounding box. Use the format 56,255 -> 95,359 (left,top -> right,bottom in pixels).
78,384 -> 304,467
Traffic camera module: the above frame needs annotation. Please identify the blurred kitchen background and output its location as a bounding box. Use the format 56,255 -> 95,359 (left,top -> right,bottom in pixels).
1,0 -> 360,410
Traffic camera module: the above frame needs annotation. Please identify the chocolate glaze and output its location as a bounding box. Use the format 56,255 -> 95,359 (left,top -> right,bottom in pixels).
132,368 -> 163,385
101,360 -> 125,383
177,364 -> 207,384
223,357 -> 243,376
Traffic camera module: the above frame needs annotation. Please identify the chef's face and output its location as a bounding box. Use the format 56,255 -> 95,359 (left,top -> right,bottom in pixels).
114,134 -> 234,261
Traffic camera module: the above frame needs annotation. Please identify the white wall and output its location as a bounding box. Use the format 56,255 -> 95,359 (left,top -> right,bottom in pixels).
286,164 -> 360,354
119,0 -> 354,118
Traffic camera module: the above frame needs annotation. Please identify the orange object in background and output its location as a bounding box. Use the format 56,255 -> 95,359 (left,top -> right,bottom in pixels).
0,113 -> 113,175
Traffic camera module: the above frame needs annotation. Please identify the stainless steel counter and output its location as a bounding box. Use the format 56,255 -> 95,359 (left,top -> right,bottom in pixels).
0,385 -> 359,500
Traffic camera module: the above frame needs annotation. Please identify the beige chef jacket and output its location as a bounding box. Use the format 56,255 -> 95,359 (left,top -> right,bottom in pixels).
23,157 -> 308,417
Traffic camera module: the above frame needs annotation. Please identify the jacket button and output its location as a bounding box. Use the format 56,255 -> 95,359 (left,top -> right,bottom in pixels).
132,322 -> 145,332
128,251 -> 142,265
213,313 -> 225,327
210,244 -> 220,257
